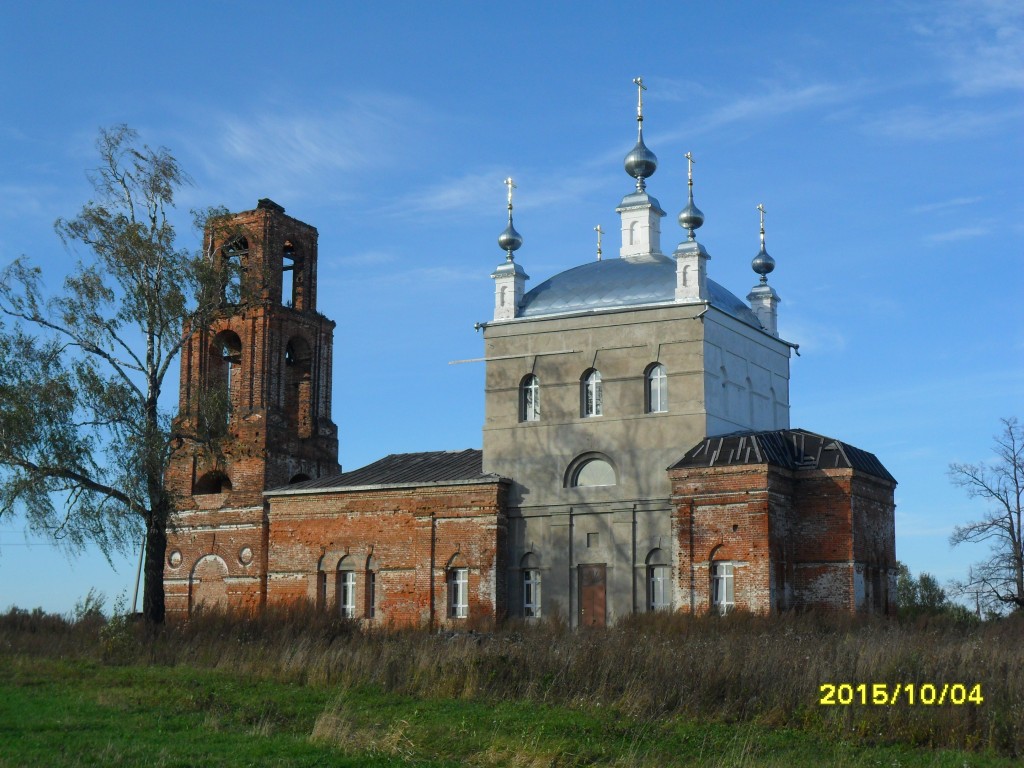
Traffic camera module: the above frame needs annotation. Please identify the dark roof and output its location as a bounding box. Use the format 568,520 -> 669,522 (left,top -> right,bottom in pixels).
266,449 -> 503,495
671,429 -> 896,483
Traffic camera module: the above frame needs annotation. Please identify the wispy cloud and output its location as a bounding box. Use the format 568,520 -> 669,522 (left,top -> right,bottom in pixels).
777,317 -> 848,354
925,225 -> 991,244
863,104 -> 1022,140
912,196 -> 983,214
189,93 -> 428,205
655,83 -> 852,143
911,0 -> 1024,96
385,167 -> 606,221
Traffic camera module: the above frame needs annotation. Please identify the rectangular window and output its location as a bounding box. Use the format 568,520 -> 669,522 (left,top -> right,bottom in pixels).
449,568 -> 468,618
648,565 -> 670,611
712,562 -> 734,615
338,571 -> 356,618
587,532 -> 599,548
523,569 -> 541,618
316,571 -> 327,612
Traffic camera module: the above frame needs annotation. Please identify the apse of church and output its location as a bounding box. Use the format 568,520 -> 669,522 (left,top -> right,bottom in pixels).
164,80 -> 896,624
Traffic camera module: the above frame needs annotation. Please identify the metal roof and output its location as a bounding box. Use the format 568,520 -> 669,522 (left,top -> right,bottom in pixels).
518,255 -> 762,327
266,449 -> 504,495
671,429 -> 896,483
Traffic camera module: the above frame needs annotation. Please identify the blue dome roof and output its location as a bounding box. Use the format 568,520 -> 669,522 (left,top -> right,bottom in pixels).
518,255 -> 761,327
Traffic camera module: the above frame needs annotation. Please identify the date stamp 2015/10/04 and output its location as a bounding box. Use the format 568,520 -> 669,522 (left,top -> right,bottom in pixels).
819,683 -> 983,706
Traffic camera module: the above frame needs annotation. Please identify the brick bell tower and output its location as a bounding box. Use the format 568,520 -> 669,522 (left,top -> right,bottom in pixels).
164,199 -> 339,618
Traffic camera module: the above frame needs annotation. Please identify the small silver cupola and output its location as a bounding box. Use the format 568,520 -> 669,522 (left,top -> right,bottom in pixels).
623,77 -> 658,191
491,177 -> 529,321
678,151 -> 705,240
747,202 -> 780,336
751,202 -> 775,283
497,176 -> 523,261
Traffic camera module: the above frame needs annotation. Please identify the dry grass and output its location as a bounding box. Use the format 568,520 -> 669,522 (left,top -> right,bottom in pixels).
2,604 -> 1021,757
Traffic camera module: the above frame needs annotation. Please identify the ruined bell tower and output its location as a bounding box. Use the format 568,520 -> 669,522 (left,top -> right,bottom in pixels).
164,199 -> 339,617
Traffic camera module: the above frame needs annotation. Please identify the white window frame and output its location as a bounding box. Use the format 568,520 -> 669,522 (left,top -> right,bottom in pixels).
523,569 -> 541,618
648,565 -> 670,611
338,570 -> 356,618
521,375 -> 540,422
712,562 -> 735,615
646,363 -> 668,413
449,568 -> 468,619
582,369 -> 603,417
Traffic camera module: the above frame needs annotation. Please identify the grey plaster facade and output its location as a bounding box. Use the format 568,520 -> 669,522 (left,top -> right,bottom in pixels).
482,289 -> 792,626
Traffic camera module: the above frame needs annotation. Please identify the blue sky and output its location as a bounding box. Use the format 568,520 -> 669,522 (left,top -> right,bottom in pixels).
1,1 -> 1021,614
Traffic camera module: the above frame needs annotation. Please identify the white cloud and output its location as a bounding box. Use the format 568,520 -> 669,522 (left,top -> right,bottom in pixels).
652,83 -> 852,145
911,196 -> 983,214
925,226 -> 991,244
189,93 -> 427,204
863,104 -> 1021,140
912,0 -> 1024,96
777,317 -> 847,354
386,167 -> 606,221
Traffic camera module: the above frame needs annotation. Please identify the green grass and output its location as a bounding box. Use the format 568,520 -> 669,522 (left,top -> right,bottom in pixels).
1,654 -> 1017,767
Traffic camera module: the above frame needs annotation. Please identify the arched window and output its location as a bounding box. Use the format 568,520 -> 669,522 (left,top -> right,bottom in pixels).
220,237 -> 247,305
208,330 -> 242,432
520,374 -> 540,422
284,336 -> 312,438
581,369 -> 603,417
337,557 -> 356,619
711,560 -> 734,615
646,363 -> 668,414
447,556 -> 469,619
521,553 -> 541,618
566,453 -> 617,488
646,549 -> 670,611
281,241 -> 296,308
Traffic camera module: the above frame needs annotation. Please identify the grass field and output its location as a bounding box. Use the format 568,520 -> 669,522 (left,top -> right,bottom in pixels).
1,607 -> 1020,766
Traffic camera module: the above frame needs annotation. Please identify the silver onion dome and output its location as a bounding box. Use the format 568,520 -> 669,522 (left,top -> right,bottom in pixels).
678,193 -> 704,236
752,243 -> 775,282
678,152 -> 704,240
498,220 -> 523,257
624,135 -> 658,188
752,203 -> 775,283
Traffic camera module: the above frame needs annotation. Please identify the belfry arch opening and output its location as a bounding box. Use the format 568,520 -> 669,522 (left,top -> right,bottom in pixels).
220,237 -> 248,305
207,330 -> 242,432
281,240 -> 306,309
285,336 -> 313,438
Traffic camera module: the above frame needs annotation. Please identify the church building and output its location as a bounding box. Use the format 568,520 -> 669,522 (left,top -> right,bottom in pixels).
164,81 -> 896,626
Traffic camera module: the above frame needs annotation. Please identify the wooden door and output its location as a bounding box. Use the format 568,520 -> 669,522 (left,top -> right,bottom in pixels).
578,564 -> 607,628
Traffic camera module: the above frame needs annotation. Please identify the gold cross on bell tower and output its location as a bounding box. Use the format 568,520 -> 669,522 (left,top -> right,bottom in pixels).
632,77 -> 646,123
504,176 -> 517,211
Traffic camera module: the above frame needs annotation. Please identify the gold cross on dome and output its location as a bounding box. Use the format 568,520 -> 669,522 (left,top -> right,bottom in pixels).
633,77 -> 646,120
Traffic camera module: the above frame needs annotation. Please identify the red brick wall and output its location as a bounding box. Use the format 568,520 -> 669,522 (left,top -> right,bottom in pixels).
265,481 -> 508,628
163,503 -> 267,619
670,462 -> 896,615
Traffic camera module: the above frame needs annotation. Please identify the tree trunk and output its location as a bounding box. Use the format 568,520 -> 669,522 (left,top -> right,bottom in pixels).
142,508 -> 167,625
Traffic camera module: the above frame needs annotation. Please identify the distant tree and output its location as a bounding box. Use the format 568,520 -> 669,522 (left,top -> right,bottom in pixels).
0,125 -> 235,625
949,417 -> 1024,614
895,561 -> 949,614
895,562 -> 918,609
